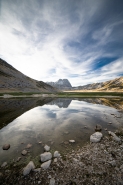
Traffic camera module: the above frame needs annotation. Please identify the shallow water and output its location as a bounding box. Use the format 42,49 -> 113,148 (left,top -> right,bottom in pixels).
0,97 -> 123,164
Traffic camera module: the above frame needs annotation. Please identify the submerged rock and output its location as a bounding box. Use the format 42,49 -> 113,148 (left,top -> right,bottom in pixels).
26,144 -> 32,149
90,132 -> 103,143
40,152 -> 52,162
21,150 -> 28,156
2,144 -> 10,150
44,145 -> 50,152
95,124 -> 102,132
16,157 -> 21,162
41,160 -> 51,170
23,161 -> 35,176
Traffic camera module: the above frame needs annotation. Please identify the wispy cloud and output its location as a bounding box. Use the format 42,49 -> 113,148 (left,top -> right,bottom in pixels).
0,0 -> 123,86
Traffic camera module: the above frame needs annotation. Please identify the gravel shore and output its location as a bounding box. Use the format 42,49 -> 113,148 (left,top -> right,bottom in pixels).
0,131 -> 123,185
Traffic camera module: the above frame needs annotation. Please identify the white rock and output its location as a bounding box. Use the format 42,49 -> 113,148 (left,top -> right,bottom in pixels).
69,140 -> 75,143
49,178 -> 55,185
54,151 -> 60,158
108,131 -> 121,142
90,132 -> 103,143
44,145 -> 50,152
40,152 -> 52,162
1,162 -> 7,167
41,160 -> 51,170
54,158 -> 58,163
23,161 -> 35,176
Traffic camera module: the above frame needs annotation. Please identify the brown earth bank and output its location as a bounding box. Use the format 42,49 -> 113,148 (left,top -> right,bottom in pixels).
1,129 -> 123,185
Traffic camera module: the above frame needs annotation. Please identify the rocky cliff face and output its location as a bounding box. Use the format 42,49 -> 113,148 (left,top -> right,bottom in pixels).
47,79 -> 72,90
73,77 -> 123,91
0,58 -> 57,93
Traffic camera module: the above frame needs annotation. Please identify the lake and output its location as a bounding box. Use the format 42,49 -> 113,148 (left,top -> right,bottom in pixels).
0,97 -> 123,164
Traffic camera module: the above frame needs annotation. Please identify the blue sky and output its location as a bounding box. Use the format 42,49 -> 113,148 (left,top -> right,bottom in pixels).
0,0 -> 123,86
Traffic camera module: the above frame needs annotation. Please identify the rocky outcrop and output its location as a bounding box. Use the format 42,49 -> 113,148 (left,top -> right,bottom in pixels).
0,58 -> 57,93
47,79 -> 72,90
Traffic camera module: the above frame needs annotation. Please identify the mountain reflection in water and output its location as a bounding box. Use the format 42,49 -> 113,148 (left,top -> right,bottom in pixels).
0,97 -> 123,163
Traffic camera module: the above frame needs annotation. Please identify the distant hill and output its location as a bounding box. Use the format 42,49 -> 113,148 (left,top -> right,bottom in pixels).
46,79 -> 72,90
73,77 -> 123,91
0,58 -> 57,93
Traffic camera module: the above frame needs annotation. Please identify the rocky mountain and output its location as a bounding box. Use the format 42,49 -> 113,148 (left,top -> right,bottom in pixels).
47,79 -> 72,90
73,77 -> 123,91
0,58 -> 57,93
47,98 -> 72,108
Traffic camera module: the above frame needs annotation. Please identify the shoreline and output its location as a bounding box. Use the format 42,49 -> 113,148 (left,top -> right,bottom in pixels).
1,129 -> 123,185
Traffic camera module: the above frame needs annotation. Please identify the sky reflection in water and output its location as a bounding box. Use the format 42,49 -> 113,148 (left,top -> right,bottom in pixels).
0,98 -> 123,163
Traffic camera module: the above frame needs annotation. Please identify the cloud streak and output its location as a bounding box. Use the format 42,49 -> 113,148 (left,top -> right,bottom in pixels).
0,0 -> 123,86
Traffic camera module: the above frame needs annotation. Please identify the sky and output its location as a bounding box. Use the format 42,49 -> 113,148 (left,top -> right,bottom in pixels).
0,0 -> 123,86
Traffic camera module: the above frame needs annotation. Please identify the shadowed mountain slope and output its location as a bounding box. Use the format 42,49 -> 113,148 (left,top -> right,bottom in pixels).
0,58 -> 57,93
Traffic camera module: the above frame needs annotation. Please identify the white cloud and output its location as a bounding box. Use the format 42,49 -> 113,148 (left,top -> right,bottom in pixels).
0,0 -> 123,86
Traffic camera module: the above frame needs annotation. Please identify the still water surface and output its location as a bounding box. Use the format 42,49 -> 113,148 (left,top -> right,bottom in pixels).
0,98 -> 123,164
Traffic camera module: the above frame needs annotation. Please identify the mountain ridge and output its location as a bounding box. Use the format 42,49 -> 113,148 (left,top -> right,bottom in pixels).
0,58 -> 58,93
72,77 -> 123,92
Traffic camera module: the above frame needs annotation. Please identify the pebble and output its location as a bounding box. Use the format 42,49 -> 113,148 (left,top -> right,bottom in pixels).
1,162 -> 7,167
2,144 -> 10,150
69,140 -> 75,143
49,178 -> 55,185
44,145 -> 50,152
54,158 -> 58,163
54,151 -> 60,158
108,131 -> 121,142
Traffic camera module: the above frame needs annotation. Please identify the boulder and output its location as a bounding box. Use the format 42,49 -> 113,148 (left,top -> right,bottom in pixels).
95,124 -> 102,132
2,144 -> 10,150
90,132 -> 103,143
41,160 -> 51,170
40,152 -> 52,162
54,151 -> 60,158
23,161 -> 35,176
44,145 -> 50,152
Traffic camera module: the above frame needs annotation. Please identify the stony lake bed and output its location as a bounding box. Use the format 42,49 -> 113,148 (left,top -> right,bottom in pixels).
0,97 -> 123,184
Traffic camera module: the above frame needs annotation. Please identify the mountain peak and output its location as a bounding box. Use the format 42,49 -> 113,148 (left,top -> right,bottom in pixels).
47,79 -> 72,90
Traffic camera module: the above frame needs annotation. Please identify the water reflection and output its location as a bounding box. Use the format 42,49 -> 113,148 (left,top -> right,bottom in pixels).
0,98 -> 123,164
